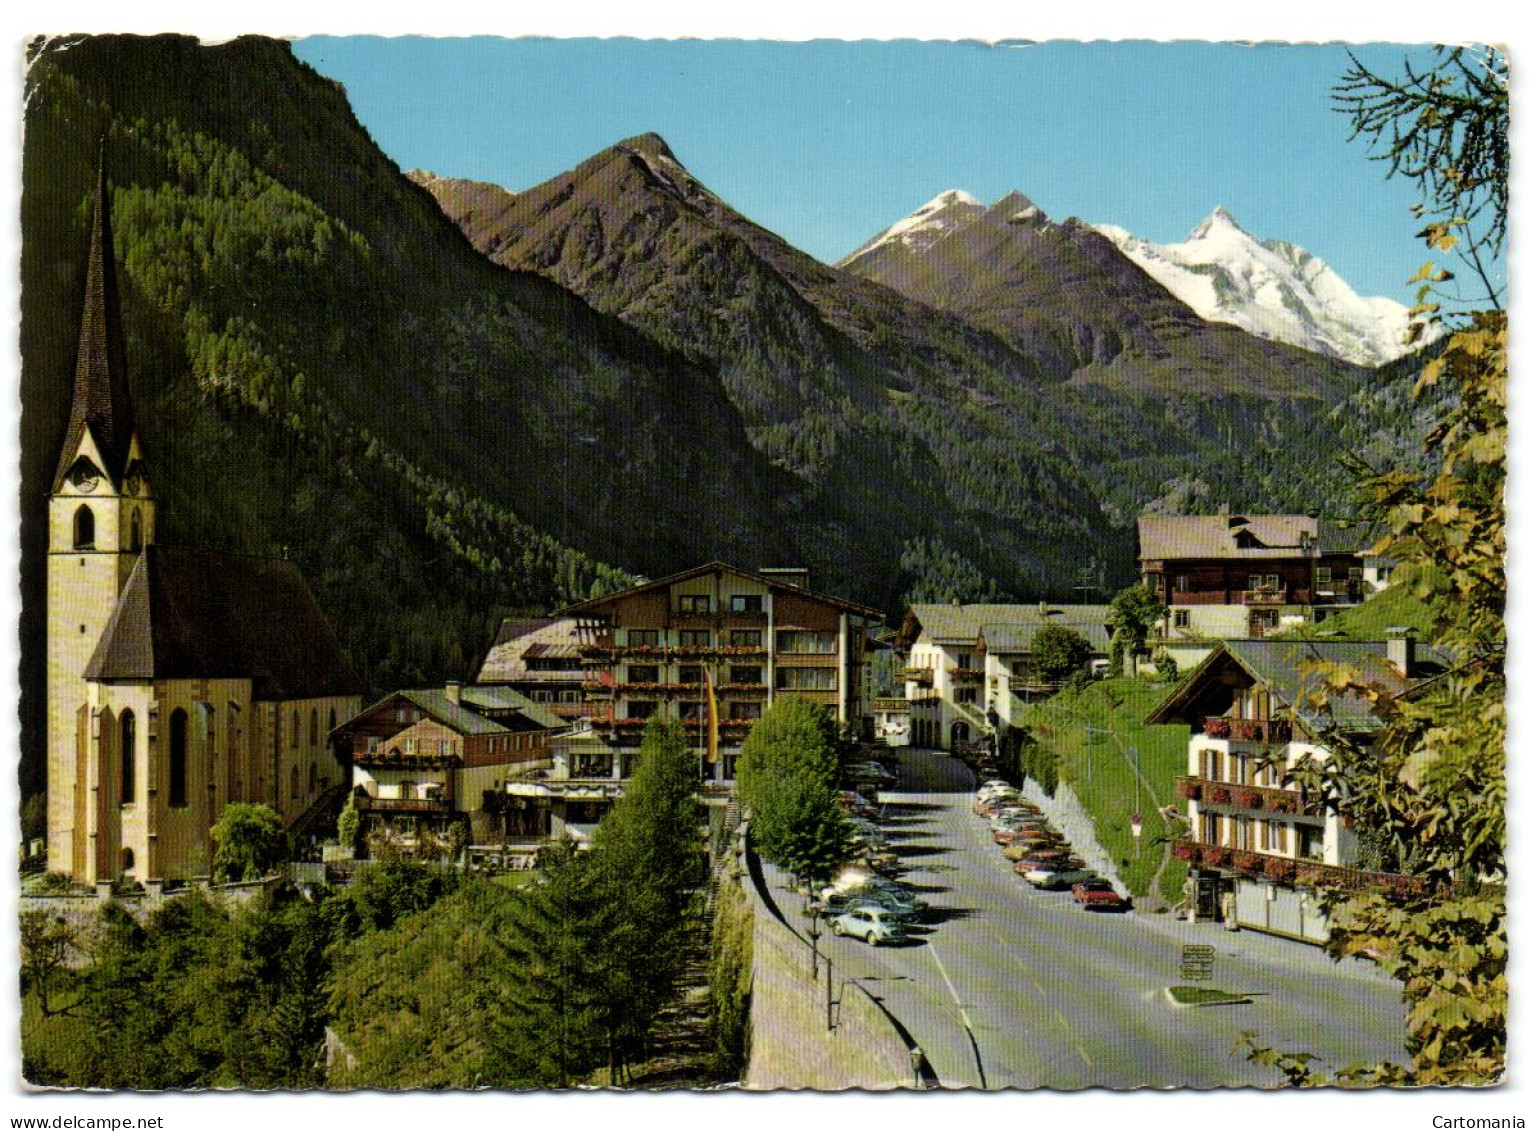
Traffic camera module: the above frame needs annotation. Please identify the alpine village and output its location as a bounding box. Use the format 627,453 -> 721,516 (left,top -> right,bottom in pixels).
17,36 -> 1506,1092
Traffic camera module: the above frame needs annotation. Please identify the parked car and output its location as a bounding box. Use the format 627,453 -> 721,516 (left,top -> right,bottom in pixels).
1002,838 -> 1068,861
1023,866 -> 1097,890
837,893 -> 922,923
1013,852 -> 1083,875
1072,878 -> 1130,911
830,905 -> 907,945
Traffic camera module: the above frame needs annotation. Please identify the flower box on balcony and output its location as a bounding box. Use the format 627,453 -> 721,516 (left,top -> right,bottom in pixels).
1199,844 -> 1229,867
1230,719 -> 1265,742
1262,856 -> 1297,882
1202,717 -> 1232,739
1171,840 -> 1196,862
1236,788 -> 1264,809
1265,791 -> 1299,814
1232,849 -> 1263,873
1206,784 -> 1232,805
1175,778 -> 1202,802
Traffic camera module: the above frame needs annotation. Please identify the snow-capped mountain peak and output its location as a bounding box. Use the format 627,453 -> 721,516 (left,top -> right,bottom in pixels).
1093,209 -> 1434,366
838,188 -> 987,268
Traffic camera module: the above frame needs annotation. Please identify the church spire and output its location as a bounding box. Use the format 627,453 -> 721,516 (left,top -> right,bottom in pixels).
53,145 -> 136,492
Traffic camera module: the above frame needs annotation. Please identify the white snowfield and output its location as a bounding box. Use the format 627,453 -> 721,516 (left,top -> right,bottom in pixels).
1093,207 -> 1433,367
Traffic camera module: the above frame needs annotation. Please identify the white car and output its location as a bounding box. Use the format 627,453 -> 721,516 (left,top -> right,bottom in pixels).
830,905 -> 907,945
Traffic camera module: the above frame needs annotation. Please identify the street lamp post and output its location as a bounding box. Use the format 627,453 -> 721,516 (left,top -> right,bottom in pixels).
807,900 -> 822,979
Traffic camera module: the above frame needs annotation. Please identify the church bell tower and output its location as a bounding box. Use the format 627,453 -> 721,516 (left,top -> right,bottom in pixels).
46,155 -> 155,877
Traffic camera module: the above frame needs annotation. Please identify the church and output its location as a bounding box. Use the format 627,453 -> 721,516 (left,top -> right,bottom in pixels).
46,161 -> 364,888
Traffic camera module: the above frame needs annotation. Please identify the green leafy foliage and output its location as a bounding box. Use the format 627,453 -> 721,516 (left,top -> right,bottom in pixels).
737,697 -> 849,885
708,874 -> 754,1075
210,802 -> 288,882
1030,625 -> 1092,683
20,912 -> 76,1018
1244,48 -> 1506,1088
1107,583 -> 1169,671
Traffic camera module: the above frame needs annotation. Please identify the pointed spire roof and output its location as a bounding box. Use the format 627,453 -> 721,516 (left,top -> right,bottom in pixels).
53,148 -> 136,492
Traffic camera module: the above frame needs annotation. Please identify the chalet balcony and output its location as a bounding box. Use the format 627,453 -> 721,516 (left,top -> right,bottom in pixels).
549,702 -> 595,719
718,682 -> 769,696
355,794 -> 454,816
1242,587 -> 1288,606
1201,716 -> 1293,744
1176,775 -> 1306,814
948,667 -> 985,684
900,667 -> 934,686
1169,838 -> 1430,897
1313,582 -> 1365,606
581,644 -> 768,664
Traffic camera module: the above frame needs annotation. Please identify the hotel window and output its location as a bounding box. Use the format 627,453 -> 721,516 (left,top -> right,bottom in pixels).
776,666 -> 836,690
627,701 -> 657,720
776,630 -> 836,654
1174,610 -> 1190,628
730,595 -> 763,614
1317,566 -> 1333,584
1202,812 -> 1221,844
680,701 -> 703,720
627,665 -> 660,684
627,629 -> 660,647
678,665 -> 704,684
1203,748 -> 1222,780
729,629 -> 762,647
678,629 -> 712,647
1233,819 -> 1252,849
729,666 -> 762,685
955,688 -> 978,704
955,653 -> 972,670
1175,575 -> 1189,592
678,594 -> 711,614
729,701 -> 763,721
1261,820 -> 1287,852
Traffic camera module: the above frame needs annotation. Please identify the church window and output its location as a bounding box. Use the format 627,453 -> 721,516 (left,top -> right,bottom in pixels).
121,847 -> 135,873
169,709 -> 188,808
73,505 -> 95,549
120,710 -> 136,805
129,510 -> 142,552
310,708 -> 319,746
290,765 -> 300,800
329,707 -> 337,734
309,764 -> 318,794
291,710 -> 299,747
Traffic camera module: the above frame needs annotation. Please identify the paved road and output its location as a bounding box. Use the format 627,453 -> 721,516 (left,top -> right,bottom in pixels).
763,746 -> 1409,1089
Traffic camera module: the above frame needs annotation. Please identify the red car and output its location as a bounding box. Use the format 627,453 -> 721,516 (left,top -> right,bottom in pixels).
1072,878 -> 1129,911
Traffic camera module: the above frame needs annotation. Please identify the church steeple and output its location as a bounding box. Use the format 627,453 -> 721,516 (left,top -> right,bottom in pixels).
53,148 -> 136,493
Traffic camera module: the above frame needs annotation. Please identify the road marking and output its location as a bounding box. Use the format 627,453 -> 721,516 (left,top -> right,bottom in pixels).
928,943 -> 988,1089
986,923 -> 1096,1069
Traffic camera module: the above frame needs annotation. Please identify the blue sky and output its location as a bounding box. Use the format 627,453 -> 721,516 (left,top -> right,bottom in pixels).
292,37 -> 1456,304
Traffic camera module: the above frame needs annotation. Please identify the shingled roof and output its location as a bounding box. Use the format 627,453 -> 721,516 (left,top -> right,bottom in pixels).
54,156 -> 137,492
475,616 -> 584,683
899,603 -> 1111,650
1136,514 -> 1368,562
1147,638 -> 1453,735
85,545 -> 364,701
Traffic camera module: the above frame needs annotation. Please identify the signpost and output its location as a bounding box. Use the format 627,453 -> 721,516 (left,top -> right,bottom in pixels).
1180,944 -> 1216,982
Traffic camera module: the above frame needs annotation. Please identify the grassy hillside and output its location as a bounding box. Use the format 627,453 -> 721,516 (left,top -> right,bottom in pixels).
1021,677 -> 1192,904
1280,583 -> 1437,641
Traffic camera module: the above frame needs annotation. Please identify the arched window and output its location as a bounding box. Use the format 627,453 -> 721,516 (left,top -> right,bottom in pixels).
169,708 -> 188,808
309,708 -> 318,747
129,509 -> 142,552
308,763 -> 318,794
329,707 -> 337,733
120,710 -> 136,805
73,505 -> 95,549
291,710 -> 299,748
121,847 -> 135,873
290,765 -> 300,800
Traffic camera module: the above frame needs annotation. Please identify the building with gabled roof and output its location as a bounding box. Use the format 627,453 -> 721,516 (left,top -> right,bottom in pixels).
475,615 -> 589,723
894,602 -> 1111,750
555,561 -> 883,780
335,683 -> 563,847
1136,513 -> 1378,642
1146,631 -> 1447,941
46,160 -> 363,888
